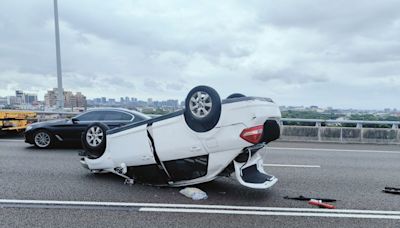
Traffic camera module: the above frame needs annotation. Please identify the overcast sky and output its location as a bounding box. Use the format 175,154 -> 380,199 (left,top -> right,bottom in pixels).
0,0 -> 399,109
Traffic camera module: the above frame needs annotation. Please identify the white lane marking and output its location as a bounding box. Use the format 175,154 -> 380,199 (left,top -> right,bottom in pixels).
139,208 -> 400,219
1,199 -> 400,216
0,139 -> 24,142
263,164 -> 320,168
269,147 -> 400,154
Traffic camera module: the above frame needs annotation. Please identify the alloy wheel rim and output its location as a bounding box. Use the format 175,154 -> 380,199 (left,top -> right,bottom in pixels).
189,91 -> 212,118
86,126 -> 104,147
34,132 -> 51,148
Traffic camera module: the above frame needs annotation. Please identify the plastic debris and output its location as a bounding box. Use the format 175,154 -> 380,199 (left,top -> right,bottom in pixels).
383,187 -> 400,195
124,178 -> 135,186
308,199 -> 336,209
284,195 -> 337,202
309,199 -> 335,209
179,187 -> 208,200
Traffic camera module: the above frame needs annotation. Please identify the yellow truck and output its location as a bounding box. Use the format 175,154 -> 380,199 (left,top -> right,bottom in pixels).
0,110 -> 37,133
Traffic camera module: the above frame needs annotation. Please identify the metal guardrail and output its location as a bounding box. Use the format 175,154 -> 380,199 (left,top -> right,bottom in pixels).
281,118 -> 400,129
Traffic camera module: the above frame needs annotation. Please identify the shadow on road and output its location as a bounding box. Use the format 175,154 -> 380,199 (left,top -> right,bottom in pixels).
0,132 -> 24,139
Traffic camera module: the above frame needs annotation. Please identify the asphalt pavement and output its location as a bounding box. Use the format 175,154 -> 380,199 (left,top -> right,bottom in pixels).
0,137 -> 400,227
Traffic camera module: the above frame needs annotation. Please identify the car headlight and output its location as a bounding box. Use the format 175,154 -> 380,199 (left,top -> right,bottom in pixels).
25,125 -> 33,131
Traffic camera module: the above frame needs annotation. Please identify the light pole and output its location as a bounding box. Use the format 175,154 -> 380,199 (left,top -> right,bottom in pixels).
53,0 -> 64,110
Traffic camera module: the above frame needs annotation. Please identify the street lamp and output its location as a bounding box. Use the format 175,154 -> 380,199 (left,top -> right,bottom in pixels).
53,0 -> 64,110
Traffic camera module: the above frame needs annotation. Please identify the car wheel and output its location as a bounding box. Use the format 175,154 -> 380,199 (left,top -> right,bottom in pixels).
82,122 -> 109,158
184,85 -> 221,132
33,130 -> 53,149
227,93 -> 245,99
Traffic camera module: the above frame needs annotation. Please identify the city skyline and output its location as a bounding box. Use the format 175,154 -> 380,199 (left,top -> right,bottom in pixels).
1,88 -> 399,112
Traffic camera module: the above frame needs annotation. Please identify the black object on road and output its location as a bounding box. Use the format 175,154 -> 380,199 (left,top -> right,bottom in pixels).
284,195 -> 337,202
383,187 -> 400,195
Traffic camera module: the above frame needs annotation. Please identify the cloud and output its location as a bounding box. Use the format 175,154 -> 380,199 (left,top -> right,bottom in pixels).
253,68 -> 328,84
0,0 -> 399,109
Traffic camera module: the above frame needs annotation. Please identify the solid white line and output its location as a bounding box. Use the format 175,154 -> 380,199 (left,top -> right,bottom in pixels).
1,199 -> 400,215
269,147 -> 400,154
263,164 -> 321,168
139,208 -> 400,219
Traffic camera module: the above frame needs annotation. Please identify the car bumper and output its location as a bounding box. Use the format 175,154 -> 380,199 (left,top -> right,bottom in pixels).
24,130 -> 35,144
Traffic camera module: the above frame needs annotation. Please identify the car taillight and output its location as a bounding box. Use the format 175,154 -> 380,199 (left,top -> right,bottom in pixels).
240,125 -> 263,144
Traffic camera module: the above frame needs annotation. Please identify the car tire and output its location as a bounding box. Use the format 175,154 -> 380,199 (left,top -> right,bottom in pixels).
227,93 -> 245,99
82,122 -> 109,159
184,85 -> 221,132
33,129 -> 53,149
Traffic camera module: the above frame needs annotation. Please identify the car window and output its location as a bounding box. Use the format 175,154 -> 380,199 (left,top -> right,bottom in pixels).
132,114 -> 145,122
76,111 -> 103,121
102,111 -> 133,121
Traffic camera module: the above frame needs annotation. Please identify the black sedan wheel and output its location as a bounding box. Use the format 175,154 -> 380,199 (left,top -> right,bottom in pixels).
33,130 -> 53,149
184,85 -> 221,132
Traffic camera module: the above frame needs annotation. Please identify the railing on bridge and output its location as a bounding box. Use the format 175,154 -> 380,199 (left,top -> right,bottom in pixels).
279,118 -> 400,145
281,118 -> 399,129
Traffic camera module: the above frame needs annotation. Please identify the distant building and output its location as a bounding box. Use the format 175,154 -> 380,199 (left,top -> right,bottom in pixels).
44,90 -> 57,107
44,88 -> 86,108
75,92 -> 86,107
24,93 -> 38,104
0,96 -> 8,105
8,96 -> 23,105
15,90 -> 24,100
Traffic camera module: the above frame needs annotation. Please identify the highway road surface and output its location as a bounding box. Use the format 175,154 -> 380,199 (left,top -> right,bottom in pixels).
0,137 -> 399,227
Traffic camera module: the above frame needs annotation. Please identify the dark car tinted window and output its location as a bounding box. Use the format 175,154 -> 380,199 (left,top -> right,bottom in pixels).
102,111 -> 133,121
77,111 -> 103,121
133,114 -> 145,122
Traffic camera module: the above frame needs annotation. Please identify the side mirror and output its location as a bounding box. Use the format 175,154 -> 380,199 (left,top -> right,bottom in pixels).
71,118 -> 79,124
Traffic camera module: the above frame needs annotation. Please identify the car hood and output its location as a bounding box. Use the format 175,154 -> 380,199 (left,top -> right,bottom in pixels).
29,119 -> 70,128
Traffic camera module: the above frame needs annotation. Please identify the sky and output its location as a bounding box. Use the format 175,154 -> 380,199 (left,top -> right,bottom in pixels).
0,0 -> 399,109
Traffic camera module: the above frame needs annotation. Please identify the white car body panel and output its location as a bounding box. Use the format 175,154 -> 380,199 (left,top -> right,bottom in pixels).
151,116 -> 207,161
86,124 -> 156,169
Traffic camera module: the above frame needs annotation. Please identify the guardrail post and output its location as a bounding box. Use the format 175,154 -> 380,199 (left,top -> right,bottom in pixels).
357,123 -> 364,143
340,128 -> 343,143
316,122 -> 321,142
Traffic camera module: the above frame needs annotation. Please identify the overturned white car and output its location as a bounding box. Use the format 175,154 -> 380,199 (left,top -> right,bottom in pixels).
80,86 -> 281,189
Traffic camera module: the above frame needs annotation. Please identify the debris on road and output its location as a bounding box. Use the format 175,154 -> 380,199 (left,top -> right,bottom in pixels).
179,187 -> 208,200
382,187 -> 400,195
124,178 -> 135,186
308,199 -> 336,209
284,195 -> 337,202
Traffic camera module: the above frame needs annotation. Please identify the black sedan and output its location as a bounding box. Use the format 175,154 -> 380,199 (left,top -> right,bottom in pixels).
24,108 -> 150,148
